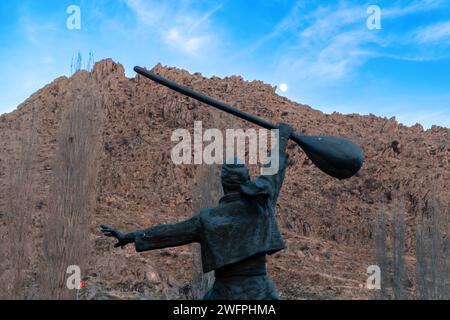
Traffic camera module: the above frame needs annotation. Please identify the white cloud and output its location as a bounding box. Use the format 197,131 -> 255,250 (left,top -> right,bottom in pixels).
414,21 -> 450,43
124,0 -> 167,26
233,1 -> 304,59
268,3 -> 378,81
188,4 -> 223,33
313,31 -> 376,79
240,0 -> 449,82
123,0 -> 221,57
18,15 -> 58,47
164,28 -> 208,56
299,6 -> 365,40
383,0 -> 446,18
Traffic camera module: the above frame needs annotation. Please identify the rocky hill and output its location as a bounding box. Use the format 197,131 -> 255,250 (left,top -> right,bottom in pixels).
0,59 -> 448,299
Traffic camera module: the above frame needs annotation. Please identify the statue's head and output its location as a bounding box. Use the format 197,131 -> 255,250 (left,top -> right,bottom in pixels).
220,157 -> 250,194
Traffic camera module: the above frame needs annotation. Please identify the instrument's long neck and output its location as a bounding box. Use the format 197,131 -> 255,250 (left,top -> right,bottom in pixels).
134,66 -> 277,130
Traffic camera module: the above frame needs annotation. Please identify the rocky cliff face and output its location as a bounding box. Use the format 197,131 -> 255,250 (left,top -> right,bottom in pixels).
0,59 -> 448,299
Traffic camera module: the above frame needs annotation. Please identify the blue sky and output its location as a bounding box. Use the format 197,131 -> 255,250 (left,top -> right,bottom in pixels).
0,0 -> 449,128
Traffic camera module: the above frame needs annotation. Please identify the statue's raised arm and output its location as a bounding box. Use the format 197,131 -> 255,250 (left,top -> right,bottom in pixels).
240,123 -> 294,206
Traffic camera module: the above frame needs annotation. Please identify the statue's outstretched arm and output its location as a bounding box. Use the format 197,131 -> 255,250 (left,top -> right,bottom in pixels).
100,214 -> 201,252
133,214 -> 201,252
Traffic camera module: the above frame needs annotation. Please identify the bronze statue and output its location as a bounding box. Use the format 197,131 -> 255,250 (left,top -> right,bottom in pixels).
101,123 -> 293,299
101,68 -> 364,300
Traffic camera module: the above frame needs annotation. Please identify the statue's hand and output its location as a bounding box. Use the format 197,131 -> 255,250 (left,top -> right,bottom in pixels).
100,225 -> 134,248
278,123 -> 294,140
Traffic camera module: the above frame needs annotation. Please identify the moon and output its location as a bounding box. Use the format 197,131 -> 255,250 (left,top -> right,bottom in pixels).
279,83 -> 288,92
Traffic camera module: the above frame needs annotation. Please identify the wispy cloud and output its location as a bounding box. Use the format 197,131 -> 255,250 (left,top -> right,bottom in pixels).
233,1 -> 304,58
242,0 -> 449,82
414,20 -> 450,43
123,0 -> 222,57
265,3 -> 376,81
299,5 -> 364,40
124,0 -> 167,26
164,28 -> 208,55
383,0 -> 446,17
188,4 -> 222,33
18,11 -> 59,47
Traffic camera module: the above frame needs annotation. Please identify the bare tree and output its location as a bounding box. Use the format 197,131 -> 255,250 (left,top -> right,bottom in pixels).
392,201 -> 406,300
375,198 -> 407,300
375,202 -> 389,300
5,106 -> 38,299
189,112 -> 229,299
40,90 -> 103,299
415,197 -> 450,299
190,163 -> 220,299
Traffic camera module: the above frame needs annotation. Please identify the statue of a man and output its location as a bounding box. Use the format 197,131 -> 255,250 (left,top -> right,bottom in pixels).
101,123 -> 294,299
